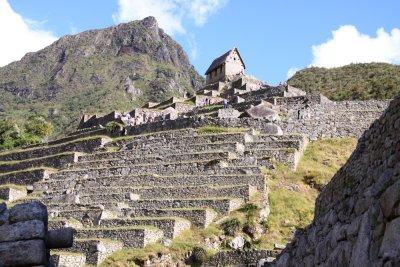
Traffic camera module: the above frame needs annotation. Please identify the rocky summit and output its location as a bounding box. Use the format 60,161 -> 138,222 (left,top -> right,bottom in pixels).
0,16 -> 204,134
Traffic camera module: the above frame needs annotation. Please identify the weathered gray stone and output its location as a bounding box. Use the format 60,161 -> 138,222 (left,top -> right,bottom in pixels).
229,236 -> 245,250
9,202 -> 48,224
0,239 -> 46,266
380,179 -> 400,218
274,243 -> 286,250
379,217 -> 400,260
0,220 -> 45,242
46,227 -> 74,249
273,94 -> 400,266
0,203 -> 6,214
242,104 -> 279,121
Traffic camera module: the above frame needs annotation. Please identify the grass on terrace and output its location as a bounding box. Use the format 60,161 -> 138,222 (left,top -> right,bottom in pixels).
262,137 -> 357,247
99,138 -> 358,265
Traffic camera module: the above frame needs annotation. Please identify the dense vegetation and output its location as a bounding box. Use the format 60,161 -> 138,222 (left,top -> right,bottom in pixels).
288,63 -> 400,100
0,116 -> 53,150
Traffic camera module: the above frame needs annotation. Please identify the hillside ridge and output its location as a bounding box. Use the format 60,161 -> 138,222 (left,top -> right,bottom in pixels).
0,16 -> 204,135
288,62 -> 400,101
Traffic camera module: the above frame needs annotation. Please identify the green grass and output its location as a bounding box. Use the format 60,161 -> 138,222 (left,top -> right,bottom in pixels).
0,184 -> 26,191
262,137 -> 357,248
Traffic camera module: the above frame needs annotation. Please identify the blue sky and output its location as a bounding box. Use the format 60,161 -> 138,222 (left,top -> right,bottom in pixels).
1,0 -> 400,85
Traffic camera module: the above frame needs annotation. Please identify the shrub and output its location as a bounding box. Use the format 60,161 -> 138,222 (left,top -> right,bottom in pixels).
106,121 -> 125,136
221,218 -> 242,236
0,116 -> 53,150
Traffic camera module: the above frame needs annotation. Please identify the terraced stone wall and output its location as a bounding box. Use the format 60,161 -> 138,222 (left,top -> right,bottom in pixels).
273,94 -> 400,266
278,99 -> 390,140
0,137 -> 109,162
0,153 -> 79,173
204,249 -> 278,266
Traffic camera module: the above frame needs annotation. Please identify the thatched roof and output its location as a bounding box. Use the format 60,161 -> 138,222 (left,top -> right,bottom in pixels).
205,48 -> 245,75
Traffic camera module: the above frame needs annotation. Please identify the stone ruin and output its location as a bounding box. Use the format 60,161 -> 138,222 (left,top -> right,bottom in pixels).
0,202 -> 73,266
0,48 -> 396,266
271,93 -> 400,267
76,48 -> 390,141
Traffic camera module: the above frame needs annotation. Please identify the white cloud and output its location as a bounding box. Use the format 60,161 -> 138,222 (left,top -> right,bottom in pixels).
311,25 -> 400,68
287,67 -> 299,79
189,0 -> 228,26
113,0 -> 228,36
187,34 -> 198,60
0,0 -> 58,67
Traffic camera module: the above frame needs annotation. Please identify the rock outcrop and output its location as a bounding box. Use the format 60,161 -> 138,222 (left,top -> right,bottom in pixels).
0,16 -> 204,134
273,94 -> 400,266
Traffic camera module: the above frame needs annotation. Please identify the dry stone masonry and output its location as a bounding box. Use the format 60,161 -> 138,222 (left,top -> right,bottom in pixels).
272,93 -> 400,266
0,47 -> 394,266
0,202 -> 73,266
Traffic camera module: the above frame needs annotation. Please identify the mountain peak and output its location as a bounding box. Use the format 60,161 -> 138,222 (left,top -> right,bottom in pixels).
141,16 -> 159,28
0,17 -> 204,135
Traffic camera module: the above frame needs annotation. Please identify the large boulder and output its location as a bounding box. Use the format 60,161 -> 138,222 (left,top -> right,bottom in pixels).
241,104 -> 279,121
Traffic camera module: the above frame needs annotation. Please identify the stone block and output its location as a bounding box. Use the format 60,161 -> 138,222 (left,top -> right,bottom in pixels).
9,202 -> 48,224
46,227 -> 74,249
76,227 -> 163,248
0,219 -> 45,242
0,239 -> 46,266
0,187 -> 27,202
66,238 -> 123,265
51,252 -> 86,267
379,216 -> 400,259
380,179 -> 400,219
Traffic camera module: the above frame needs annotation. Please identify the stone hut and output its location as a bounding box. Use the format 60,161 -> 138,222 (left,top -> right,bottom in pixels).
205,48 -> 245,85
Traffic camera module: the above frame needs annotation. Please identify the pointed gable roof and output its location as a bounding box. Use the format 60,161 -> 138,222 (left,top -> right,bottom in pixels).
204,48 -> 245,75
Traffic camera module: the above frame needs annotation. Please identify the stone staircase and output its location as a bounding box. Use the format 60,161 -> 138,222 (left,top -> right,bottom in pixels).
0,128 -> 307,266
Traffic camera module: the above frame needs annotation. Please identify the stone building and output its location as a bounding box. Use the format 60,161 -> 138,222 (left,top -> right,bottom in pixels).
205,48 -> 245,84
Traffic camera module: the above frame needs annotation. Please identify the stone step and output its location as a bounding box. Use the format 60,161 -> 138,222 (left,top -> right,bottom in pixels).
0,185 -> 27,203
228,157 -> 274,169
108,128 -> 247,148
25,128 -> 107,150
71,151 -> 237,169
46,198 -> 242,215
80,142 -> 245,162
0,153 -> 80,174
0,136 -> 111,162
60,238 -> 123,266
75,226 -> 163,248
121,208 -> 217,228
98,217 -> 191,238
120,132 -> 254,150
245,140 -> 302,151
255,133 -> 305,142
50,252 -> 86,267
43,184 -> 257,203
50,160 -> 262,180
245,148 -> 300,170
0,168 -> 54,186
51,207 -> 216,229
48,218 -> 84,230
35,173 -> 267,192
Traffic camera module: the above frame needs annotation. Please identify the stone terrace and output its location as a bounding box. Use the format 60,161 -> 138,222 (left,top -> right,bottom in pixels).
0,127 -> 307,266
